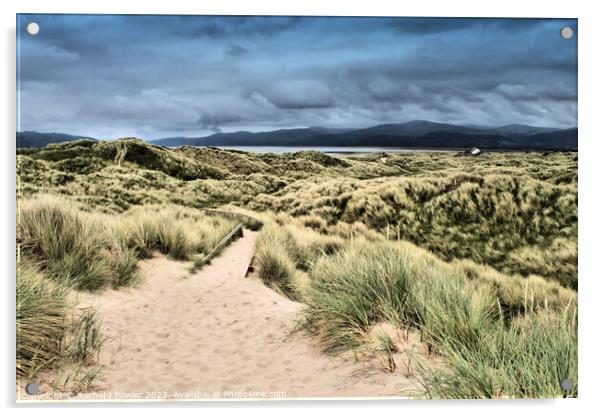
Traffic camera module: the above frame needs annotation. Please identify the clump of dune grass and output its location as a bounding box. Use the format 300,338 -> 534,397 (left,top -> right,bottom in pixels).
17,261 -> 69,377
65,310 -> 106,365
327,221 -> 384,242
452,258 -> 575,317
106,243 -> 140,288
299,215 -> 328,232
50,364 -> 104,395
282,223 -> 344,271
254,224 -> 300,299
367,326 -> 400,373
300,239 -> 577,398
418,307 -> 577,398
193,216 -> 241,254
17,261 -> 106,385
253,219 -> 346,299
112,213 -> 191,260
300,242 -> 413,351
18,196 -> 111,290
154,220 -> 191,260
40,309 -> 106,395
112,205 -> 241,261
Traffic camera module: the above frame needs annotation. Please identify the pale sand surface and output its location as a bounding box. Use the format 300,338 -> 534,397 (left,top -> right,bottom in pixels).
20,230 -> 424,401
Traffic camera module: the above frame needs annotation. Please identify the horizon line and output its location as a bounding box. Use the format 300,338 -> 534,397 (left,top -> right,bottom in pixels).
17,120 -> 579,141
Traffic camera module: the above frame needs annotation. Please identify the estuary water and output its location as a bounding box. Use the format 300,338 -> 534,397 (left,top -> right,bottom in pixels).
214,146 -> 455,154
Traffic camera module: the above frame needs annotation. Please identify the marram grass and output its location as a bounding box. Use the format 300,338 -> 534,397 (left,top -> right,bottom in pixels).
418,307 -> 577,399
16,261 -> 69,377
298,240 -> 577,398
18,195 -> 240,291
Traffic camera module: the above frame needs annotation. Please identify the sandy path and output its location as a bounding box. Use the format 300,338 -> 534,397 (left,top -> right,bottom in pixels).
65,231 -> 420,400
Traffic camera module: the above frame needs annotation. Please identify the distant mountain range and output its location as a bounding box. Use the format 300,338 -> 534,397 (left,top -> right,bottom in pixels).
17,131 -> 97,148
150,121 -> 577,150
17,121 -> 578,150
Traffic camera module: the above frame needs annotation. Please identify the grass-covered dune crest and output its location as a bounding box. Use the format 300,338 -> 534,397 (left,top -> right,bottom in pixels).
17,139 -> 577,289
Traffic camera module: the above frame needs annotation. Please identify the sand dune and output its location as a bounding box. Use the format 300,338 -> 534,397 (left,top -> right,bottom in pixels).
27,230 -> 422,400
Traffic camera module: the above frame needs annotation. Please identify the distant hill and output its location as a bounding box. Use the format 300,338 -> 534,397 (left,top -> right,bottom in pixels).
153,127 -> 352,147
488,123 -> 559,135
18,121 -> 577,150
150,120 -> 577,150
16,131 -> 97,148
346,120 -> 482,138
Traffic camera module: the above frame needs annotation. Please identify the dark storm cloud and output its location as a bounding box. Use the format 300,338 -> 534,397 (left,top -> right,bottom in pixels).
262,80 -> 335,109
17,14 -> 577,138
198,112 -> 245,132
169,16 -> 302,39
386,17 -> 482,34
386,17 -> 549,35
226,45 -> 250,57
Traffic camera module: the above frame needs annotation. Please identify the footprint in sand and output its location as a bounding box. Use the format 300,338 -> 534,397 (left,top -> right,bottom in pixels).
156,345 -> 171,354
114,376 -> 129,384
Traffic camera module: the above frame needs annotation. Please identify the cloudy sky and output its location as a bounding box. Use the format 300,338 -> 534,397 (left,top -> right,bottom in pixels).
17,15 -> 577,139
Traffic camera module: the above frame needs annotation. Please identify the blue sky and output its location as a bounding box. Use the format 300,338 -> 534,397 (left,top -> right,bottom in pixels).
17,15 -> 577,139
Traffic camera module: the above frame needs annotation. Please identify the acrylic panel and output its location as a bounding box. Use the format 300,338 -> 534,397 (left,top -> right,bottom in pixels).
16,14 -> 578,401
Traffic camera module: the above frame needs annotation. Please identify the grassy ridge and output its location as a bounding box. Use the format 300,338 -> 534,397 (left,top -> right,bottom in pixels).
17,139 -> 390,213
18,139 -> 577,289
249,169 -> 577,289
